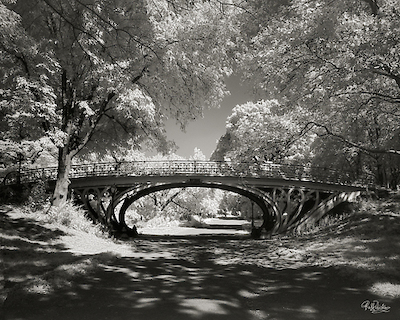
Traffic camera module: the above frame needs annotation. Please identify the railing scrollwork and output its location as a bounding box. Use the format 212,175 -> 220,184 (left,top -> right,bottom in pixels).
2,160 -> 374,187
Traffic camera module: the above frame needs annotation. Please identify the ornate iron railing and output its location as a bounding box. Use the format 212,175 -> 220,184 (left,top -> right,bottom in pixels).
2,160 -> 374,187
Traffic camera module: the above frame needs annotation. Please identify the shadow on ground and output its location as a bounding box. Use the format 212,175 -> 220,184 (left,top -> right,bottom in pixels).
2,206 -> 400,320
1,207 -> 70,291
0,207 -> 107,319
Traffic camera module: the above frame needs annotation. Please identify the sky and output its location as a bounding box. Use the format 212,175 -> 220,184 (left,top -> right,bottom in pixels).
164,75 -> 253,159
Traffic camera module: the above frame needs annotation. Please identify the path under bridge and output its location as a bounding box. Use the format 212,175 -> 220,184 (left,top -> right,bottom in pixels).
2,160 -> 372,235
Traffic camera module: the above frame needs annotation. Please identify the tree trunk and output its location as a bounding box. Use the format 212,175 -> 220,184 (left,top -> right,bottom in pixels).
51,146 -> 73,207
50,73 -> 114,208
376,158 -> 388,188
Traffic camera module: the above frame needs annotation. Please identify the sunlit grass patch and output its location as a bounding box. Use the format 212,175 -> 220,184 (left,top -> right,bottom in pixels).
369,282 -> 400,298
2,203 -> 126,307
295,197 -> 400,239
24,278 -> 54,295
137,214 -> 181,229
21,254 -> 115,297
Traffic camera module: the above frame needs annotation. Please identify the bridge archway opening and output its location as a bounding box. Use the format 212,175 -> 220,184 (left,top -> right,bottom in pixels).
116,182 -> 278,234
121,187 -> 266,232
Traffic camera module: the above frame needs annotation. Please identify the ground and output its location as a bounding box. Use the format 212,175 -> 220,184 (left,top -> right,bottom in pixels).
1,199 -> 400,320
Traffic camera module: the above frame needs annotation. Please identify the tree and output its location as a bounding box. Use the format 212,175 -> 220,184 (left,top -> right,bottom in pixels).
190,147 -> 206,161
218,192 -> 262,219
211,100 -> 315,165
235,0 -> 400,185
0,0 -> 238,206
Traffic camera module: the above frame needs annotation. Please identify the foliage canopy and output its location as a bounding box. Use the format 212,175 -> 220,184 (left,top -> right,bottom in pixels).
0,0 -> 238,203
221,0 -> 400,187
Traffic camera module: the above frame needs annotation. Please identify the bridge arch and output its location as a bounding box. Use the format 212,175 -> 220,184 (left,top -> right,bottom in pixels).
115,181 -> 279,233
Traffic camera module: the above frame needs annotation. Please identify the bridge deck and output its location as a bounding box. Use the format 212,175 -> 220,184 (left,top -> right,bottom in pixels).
69,175 -> 365,192
2,160 -> 373,190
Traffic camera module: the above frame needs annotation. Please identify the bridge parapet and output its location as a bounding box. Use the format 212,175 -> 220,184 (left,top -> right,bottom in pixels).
2,160 -> 374,187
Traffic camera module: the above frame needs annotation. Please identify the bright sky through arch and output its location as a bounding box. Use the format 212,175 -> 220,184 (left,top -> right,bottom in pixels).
165,75 -> 253,159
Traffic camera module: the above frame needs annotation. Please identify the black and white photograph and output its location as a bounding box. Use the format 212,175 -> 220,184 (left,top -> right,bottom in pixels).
1,0 -> 400,319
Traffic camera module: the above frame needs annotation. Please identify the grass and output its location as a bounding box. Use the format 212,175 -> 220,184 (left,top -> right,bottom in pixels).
27,201 -> 107,238
282,195 -> 400,298
0,201 -> 120,306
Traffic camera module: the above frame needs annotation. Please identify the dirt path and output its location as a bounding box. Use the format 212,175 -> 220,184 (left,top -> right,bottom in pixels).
2,207 -> 400,320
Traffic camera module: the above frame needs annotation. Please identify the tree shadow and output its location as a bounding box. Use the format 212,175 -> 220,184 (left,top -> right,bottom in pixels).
3,231 -> 400,320
1,206 -> 103,318
1,208 -> 66,284
306,207 -> 400,284
2,201 -> 400,320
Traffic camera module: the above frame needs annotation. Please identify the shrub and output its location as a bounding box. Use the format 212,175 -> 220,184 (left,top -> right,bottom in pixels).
44,202 -> 106,237
0,184 -> 30,204
26,179 -> 50,211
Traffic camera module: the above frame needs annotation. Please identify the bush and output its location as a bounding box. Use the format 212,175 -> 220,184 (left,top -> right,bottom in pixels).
26,179 -> 50,211
0,184 -> 30,204
43,202 -> 106,237
141,214 -> 180,228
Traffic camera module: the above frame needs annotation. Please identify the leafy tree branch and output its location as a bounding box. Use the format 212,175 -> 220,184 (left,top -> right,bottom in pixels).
305,121 -> 400,156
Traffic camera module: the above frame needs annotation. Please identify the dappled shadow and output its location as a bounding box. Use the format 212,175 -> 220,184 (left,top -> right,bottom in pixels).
2,202 -> 400,320
1,208 -> 69,291
300,205 -> 400,284
0,206 -> 106,318
3,233 -> 400,320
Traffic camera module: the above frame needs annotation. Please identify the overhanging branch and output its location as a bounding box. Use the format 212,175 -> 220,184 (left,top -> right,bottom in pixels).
305,121 -> 400,156
71,92 -> 116,157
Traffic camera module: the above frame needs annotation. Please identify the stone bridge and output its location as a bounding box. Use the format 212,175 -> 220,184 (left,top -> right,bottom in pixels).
2,160 -> 371,236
